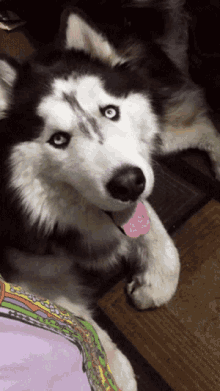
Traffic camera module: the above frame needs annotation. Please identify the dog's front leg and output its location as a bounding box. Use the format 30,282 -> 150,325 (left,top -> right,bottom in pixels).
127,201 -> 180,310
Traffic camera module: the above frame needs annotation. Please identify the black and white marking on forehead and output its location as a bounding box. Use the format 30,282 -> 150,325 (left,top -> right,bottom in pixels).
63,92 -> 103,142
37,74 -> 124,142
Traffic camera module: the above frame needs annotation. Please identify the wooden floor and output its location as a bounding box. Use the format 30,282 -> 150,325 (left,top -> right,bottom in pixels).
99,200 -> 220,391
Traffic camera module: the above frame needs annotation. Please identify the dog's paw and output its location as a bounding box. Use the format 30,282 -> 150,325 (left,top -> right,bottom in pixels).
127,245 -> 180,310
107,348 -> 137,391
127,270 -> 178,310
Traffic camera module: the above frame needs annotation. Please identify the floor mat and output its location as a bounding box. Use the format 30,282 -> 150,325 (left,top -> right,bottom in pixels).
149,161 -> 208,233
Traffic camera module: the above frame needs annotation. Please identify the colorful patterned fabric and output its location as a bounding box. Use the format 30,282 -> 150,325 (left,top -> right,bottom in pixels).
0,275 -> 121,391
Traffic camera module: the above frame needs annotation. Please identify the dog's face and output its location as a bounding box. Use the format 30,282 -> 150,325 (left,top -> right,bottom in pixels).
0,9 -> 159,231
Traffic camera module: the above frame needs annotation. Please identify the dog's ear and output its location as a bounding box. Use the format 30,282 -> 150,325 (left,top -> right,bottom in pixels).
59,8 -> 125,67
0,56 -> 18,118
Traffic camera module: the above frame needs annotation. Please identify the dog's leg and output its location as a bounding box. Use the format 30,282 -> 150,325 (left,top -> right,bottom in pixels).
127,200 -> 180,310
159,110 -> 220,180
88,321 -> 138,391
54,297 -> 137,391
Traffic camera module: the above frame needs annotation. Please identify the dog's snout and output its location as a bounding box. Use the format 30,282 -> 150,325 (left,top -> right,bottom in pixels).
107,166 -> 146,202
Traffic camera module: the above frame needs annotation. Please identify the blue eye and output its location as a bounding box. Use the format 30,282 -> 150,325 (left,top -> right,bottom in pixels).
100,105 -> 120,121
48,131 -> 71,149
105,107 -> 117,119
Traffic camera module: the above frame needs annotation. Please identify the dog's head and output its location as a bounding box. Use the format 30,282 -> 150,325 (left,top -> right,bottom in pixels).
0,9 -> 160,231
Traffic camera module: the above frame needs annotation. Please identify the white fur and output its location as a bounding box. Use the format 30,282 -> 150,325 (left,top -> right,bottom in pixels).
9,75 -> 159,234
0,60 -> 17,86
0,60 -> 17,117
160,88 -> 220,178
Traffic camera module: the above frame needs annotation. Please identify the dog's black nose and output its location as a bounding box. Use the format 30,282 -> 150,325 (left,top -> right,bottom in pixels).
107,166 -> 146,202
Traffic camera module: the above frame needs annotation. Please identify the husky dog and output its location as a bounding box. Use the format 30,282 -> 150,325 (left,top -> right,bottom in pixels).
1,2 -> 220,389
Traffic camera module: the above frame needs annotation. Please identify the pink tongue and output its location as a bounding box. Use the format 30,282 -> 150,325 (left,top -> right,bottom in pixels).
121,202 -> 150,238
